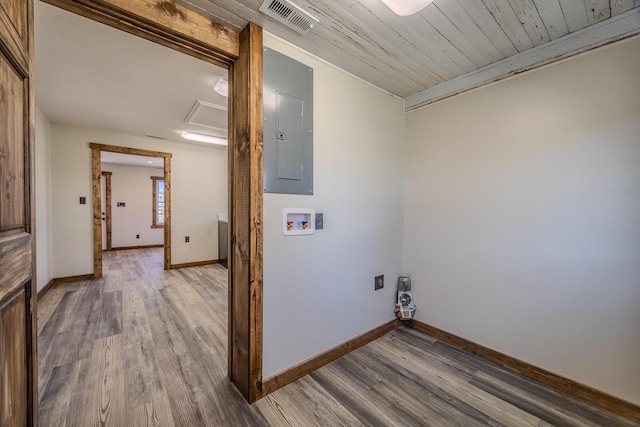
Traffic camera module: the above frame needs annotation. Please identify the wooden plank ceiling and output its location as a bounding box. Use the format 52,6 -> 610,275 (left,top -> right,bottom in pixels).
177,0 -> 640,110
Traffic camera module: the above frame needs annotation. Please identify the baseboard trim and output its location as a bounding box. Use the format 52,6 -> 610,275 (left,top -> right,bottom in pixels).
52,274 -> 94,284
170,259 -> 219,269
261,319 -> 399,397
38,274 -> 94,299
405,319 -> 640,423
37,279 -> 55,299
110,244 -> 164,251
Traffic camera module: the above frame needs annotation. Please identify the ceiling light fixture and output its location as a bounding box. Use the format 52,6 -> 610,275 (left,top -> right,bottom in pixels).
181,131 -> 228,146
380,0 -> 433,16
214,78 -> 229,97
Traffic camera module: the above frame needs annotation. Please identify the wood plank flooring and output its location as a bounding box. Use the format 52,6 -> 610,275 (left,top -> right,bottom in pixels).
37,249 -> 637,426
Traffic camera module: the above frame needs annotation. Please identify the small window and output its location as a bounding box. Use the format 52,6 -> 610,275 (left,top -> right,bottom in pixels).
151,177 -> 165,228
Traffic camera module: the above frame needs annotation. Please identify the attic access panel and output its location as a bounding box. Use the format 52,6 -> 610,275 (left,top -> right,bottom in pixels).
263,47 -> 313,195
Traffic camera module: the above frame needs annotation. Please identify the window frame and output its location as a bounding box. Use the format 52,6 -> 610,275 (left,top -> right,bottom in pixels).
151,176 -> 165,228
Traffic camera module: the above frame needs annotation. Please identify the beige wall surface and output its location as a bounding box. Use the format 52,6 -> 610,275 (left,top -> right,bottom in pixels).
404,37 -> 640,404
262,33 -> 406,378
35,109 -> 54,292
50,124 -> 227,277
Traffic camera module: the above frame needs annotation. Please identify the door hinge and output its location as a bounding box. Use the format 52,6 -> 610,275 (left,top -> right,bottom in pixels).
231,235 -> 236,246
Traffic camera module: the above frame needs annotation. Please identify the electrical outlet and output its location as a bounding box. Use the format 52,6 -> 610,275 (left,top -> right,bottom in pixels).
375,275 -> 384,290
185,236 -> 190,243
136,234 -> 140,239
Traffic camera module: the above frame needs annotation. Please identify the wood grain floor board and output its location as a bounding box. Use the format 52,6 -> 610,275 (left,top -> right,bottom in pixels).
470,372 -> 595,427
376,328 -> 478,381
154,355 -> 210,426
192,324 -> 226,363
126,393 -> 176,427
122,296 -> 154,348
252,394 -> 301,427
124,339 -> 165,410
37,249 -> 637,426
308,367 -> 404,427
141,288 -> 190,361
261,376 -> 367,427
94,290 -> 123,339
37,283 -> 78,335
473,364 -> 637,427
103,269 -> 122,293
84,335 -> 126,426
319,366 -> 414,427
470,371 -> 637,427
373,374 -> 479,427
39,359 -> 88,427
293,376 -> 368,426
38,290 -> 80,338
328,352 -> 385,390
347,346 -> 497,427
38,358 -> 84,411
370,339 -> 544,427
361,341 -> 494,420
54,285 -> 102,366
432,341 -> 638,427
37,332 -> 66,401
319,355 -> 446,427
56,286 -> 103,365
159,285 -> 199,332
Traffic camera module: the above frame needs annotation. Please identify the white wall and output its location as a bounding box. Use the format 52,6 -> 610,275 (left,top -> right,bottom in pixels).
50,124 -> 227,277
101,163 -> 164,248
262,34 -> 406,378
35,108 -> 53,292
403,38 -> 640,404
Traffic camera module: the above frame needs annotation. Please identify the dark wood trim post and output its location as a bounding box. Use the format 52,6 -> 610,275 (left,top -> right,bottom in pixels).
228,22 -> 264,403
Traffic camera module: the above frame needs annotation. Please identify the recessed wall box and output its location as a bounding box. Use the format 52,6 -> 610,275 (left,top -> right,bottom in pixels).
283,208 -> 315,235
264,47 -> 313,195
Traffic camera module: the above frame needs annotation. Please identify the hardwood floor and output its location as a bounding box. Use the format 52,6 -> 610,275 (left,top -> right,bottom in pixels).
37,249 -> 637,426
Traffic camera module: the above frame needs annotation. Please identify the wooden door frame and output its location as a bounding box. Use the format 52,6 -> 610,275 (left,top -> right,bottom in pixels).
91,144 -> 171,275
42,0 -> 264,402
101,171 -> 112,251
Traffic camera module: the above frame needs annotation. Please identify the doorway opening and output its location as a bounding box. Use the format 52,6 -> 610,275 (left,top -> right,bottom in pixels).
101,171 -> 112,251
100,153 -> 166,253
37,0 -> 264,404
91,144 -> 172,277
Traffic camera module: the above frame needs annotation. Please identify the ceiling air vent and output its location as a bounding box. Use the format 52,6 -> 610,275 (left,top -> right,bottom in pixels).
259,0 -> 319,36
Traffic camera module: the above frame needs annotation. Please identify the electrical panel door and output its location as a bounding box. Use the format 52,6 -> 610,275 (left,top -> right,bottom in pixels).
263,47 -> 313,195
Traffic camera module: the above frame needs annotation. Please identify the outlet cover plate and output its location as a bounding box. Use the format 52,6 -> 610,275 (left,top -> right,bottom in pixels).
375,275 -> 384,290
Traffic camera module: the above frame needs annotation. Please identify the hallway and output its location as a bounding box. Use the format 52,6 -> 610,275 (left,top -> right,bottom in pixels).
37,248 -> 265,425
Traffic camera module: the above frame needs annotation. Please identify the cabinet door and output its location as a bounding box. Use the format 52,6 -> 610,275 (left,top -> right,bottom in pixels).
0,0 -> 36,425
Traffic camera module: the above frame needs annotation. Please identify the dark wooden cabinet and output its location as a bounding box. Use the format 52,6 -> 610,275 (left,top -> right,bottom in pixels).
0,0 -> 37,424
